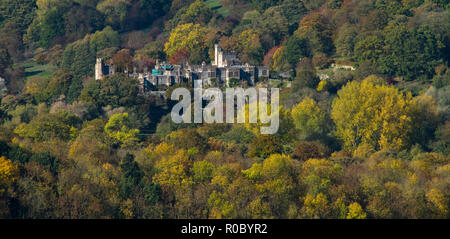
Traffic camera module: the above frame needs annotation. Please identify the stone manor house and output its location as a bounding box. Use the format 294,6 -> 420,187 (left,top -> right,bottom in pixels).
95,44 -> 269,92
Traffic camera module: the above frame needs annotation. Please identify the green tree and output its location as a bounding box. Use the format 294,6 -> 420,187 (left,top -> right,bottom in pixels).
67,77 -> 84,103
119,153 -> 144,198
192,160 -> 215,184
279,0 -> 307,33
0,22 -> 25,61
0,49 -> 12,75
62,27 -> 120,78
89,26 -> 120,54
301,158 -> 342,196
135,41 -> 166,61
258,7 -> 289,45
8,144 -> 32,164
291,97 -> 329,139
293,58 -> 318,90
295,12 -> 333,54
0,0 -> 37,30
29,152 -> 59,175
42,70 -> 73,102
80,74 -> 141,108
354,35 -> 385,65
62,3 -> 105,42
251,0 -> 282,12
360,9 -> 389,31
379,24 -> 443,79
179,0 -> 212,25
14,111 -> 81,142
96,0 -> 129,29
248,135 -> 283,159
335,24 -> 358,58
38,7 -> 65,48
238,30 -> 265,65
104,113 -> 140,146
284,35 -> 310,68
62,36 -> 95,78
144,181 -> 162,206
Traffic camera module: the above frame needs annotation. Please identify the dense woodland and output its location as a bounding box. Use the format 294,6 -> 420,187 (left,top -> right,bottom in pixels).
0,0 -> 449,219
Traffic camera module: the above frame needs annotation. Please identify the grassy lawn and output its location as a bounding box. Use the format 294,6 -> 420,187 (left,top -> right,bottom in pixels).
205,0 -> 230,17
268,79 -> 289,89
17,59 -> 58,80
396,79 -> 432,96
317,68 -> 335,77
317,67 -> 355,78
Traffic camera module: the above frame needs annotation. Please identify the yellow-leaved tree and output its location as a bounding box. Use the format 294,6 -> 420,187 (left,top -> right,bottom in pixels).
240,101 -> 295,144
238,29 -> 264,65
426,188 -> 448,218
0,157 -> 19,186
346,202 -> 367,219
271,46 -> 290,71
152,147 -> 193,197
164,23 -> 209,63
243,154 -> 297,218
152,147 -> 195,218
331,76 -> 418,151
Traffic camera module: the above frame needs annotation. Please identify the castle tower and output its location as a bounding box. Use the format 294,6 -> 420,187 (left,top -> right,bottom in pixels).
95,58 -> 104,80
214,44 -> 225,67
214,44 -> 219,66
